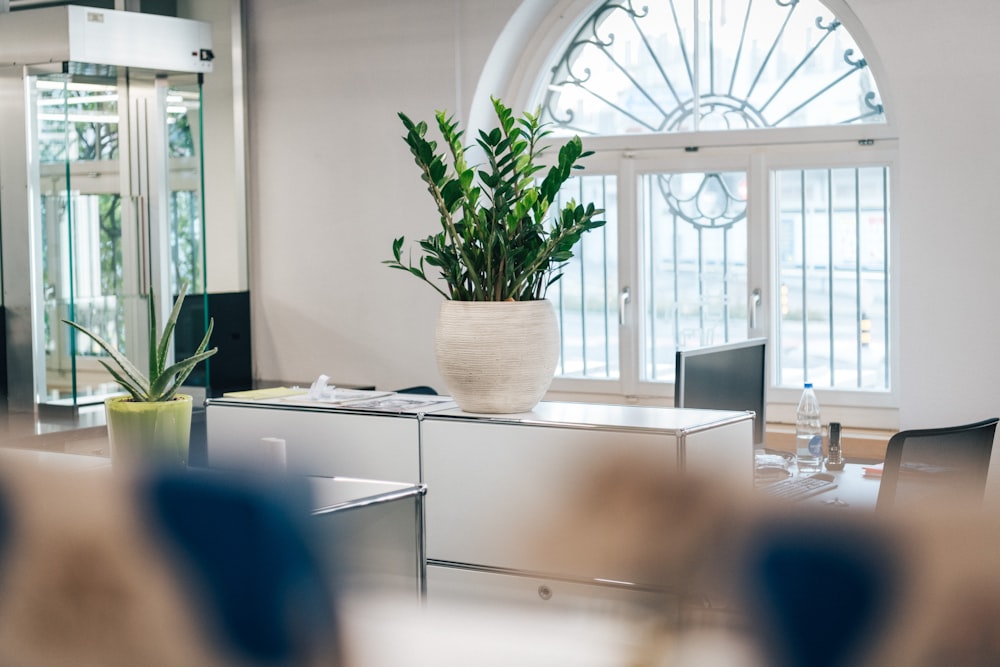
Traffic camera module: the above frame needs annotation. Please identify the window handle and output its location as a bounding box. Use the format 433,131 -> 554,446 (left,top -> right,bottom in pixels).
135,195 -> 149,296
750,288 -> 762,330
619,286 -> 631,326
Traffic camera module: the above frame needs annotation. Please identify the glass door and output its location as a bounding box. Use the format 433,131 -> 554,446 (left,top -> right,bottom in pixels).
30,64 -> 208,409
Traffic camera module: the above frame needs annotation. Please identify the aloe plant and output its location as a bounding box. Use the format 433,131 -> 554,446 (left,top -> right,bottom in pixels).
62,283 -> 217,402
386,97 -> 605,301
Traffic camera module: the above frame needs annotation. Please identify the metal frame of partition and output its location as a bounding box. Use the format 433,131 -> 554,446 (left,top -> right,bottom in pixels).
310,480 -> 428,598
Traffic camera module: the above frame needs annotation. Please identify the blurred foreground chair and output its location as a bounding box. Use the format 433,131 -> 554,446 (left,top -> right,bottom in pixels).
876,417 -> 999,512
741,512 -> 903,667
0,462 -> 341,666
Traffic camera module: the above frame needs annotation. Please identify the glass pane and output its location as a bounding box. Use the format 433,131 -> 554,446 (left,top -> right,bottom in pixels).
552,174 -> 619,379
774,166 -> 889,390
539,0 -> 885,136
36,71 -> 124,404
167,80 -> 206,295
166,76 -> 210,390
642,170 -> 749,382
32,68 -> 210,406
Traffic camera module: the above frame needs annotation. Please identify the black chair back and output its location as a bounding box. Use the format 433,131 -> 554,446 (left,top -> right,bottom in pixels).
876,417 -> 999,512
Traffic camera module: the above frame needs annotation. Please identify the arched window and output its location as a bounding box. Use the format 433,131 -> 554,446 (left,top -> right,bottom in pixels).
540,0 -> 884,135
507,0 -> 897,425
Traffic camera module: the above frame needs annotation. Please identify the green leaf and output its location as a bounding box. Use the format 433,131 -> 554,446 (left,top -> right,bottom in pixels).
61,279 -> 218,402
390,99 -> 601,301
155,283 -> 189,384
98,360 -> 145,401
62,319 -> 151,399
151,320 -> 217,400
428,158 -> 447,185
440,179 -> 465,212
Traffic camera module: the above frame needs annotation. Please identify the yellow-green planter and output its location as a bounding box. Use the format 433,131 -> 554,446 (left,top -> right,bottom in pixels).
105,394 -> 193,468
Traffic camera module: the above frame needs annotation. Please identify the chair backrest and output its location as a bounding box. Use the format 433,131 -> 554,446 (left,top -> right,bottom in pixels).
876,417 -> 999,512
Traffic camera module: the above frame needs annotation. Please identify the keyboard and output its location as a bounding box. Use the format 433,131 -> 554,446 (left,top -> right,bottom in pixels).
759,473 -> 837,501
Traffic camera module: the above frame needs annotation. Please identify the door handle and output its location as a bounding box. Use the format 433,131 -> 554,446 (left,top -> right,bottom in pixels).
135,195 -> 150,296
619,286 -> 631,326
750,288 -> 762,330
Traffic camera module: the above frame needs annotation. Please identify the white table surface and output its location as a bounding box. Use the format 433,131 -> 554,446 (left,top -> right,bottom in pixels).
813,461 -> 882,509
0,448 -> 111,471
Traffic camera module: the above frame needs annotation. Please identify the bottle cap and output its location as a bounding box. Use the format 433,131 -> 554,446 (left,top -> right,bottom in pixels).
804,382 -> 813,388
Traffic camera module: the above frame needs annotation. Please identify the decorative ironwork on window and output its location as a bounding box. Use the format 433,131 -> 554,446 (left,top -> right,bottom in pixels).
541,0 -> 885,135
657,171 -> 746,229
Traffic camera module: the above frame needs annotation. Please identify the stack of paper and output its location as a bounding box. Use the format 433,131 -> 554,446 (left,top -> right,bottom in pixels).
222,386 -> 308,400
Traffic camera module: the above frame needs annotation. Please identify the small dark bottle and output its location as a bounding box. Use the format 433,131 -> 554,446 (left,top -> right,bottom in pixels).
826,421 -> 845,470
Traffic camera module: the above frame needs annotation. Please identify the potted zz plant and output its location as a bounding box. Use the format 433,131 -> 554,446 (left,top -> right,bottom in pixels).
63,283 -> 217,468
386,97 -> 604,413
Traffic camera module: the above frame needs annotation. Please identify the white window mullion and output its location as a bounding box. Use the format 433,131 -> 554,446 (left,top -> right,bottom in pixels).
747,151 -> 771,347
618,151 -> 642,397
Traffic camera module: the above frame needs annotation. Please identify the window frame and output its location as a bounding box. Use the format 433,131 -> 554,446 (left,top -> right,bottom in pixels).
762,141 -> 899,427
544,131 -> 899,428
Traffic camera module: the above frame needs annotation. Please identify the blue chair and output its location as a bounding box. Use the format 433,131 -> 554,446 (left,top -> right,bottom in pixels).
143,469 -> 341,664
740,513 -> 902,667
0,464 -> 341,666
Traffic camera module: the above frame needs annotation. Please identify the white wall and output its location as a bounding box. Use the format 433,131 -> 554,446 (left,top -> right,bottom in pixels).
179,0 -> 248,293
243,0 -> 1000,429
244,0 -> 517,390
848,0 -> 1000,428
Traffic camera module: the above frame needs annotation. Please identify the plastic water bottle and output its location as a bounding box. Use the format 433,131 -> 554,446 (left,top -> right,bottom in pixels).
795,383 -> 823,474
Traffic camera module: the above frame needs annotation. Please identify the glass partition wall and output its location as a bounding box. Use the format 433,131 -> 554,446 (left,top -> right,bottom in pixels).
24,65 -> 208,411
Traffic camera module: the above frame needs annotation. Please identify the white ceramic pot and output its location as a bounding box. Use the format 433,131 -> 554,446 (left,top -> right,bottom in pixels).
435,300 -> 559,414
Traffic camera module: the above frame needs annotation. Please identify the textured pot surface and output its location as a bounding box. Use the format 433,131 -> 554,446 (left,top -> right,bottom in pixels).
435,300 -> 559,414
105,394 -> 193,468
